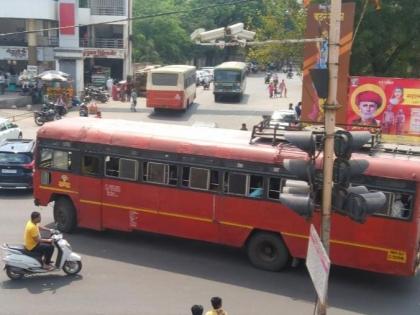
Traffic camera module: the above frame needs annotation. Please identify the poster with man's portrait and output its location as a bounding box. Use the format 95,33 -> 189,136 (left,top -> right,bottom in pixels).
347,76 -> 420,144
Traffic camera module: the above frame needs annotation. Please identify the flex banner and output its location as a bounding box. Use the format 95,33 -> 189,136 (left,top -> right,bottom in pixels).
347,76 -> 420,144
301,3 -> 355,124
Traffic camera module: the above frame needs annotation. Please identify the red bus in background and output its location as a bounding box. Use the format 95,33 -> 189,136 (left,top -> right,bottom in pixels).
33,118 -> 420,276
146,65 -> 196,111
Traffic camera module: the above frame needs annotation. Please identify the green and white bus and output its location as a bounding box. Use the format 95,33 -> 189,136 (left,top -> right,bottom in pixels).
213,61 -> 247,102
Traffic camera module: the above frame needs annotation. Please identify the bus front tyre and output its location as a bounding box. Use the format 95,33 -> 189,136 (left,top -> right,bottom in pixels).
247,232 -> 290,271
214,95 -> 220,102
54,197 -> 77,233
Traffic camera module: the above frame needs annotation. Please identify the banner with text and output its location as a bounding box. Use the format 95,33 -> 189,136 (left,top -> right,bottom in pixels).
347,76 -> 420,144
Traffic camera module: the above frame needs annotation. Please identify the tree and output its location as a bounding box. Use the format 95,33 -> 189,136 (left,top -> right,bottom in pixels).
350,0 -> 420,77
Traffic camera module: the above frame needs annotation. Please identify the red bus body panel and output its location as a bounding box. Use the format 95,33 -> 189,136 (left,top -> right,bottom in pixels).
146,90 -> 184,109
33,118 -> 420,276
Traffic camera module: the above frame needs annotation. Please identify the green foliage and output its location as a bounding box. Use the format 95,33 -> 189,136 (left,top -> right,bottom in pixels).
351,0 -> 420,77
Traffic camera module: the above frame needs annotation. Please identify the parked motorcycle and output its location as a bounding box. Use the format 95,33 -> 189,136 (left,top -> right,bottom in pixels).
79,103 -> 89,117
2,229 -> 82,280
34,104 -> 61,126
84,86 -> 109,103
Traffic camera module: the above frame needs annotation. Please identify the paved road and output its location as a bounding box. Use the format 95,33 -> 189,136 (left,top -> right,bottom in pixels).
1,74 -> 420,315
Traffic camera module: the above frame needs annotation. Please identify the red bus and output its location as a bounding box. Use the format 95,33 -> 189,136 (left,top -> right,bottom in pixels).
33,118 -> 420,276
146,65 -> 196,111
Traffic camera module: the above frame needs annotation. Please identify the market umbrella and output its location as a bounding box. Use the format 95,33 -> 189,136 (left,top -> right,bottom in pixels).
37,70 -> 70,78
39,72 -> 68,81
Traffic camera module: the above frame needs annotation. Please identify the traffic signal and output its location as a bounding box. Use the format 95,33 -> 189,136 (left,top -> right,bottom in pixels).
280,131 -> 318,217
332,131 -> 387,223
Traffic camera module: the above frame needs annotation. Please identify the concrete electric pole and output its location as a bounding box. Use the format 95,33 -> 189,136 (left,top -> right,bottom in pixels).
318,0 -> 342,314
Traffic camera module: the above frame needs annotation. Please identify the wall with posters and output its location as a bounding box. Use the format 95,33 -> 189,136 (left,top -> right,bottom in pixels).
347,76 -> 420,144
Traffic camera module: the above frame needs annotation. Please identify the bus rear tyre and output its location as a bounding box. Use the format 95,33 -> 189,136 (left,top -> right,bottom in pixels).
247,232 -> 290,271
54,197 -> 77,233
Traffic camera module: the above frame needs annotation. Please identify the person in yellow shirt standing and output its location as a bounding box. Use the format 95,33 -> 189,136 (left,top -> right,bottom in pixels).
24,211 -> 54,270
205,297 -> 228,315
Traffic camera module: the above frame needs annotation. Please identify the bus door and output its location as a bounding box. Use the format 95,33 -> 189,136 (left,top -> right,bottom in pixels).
78,154 -> 103,230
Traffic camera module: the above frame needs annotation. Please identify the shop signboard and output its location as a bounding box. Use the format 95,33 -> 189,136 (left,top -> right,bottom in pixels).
0,47 -> 28,61
83,49 -> 125,59
347,76 -> 420,144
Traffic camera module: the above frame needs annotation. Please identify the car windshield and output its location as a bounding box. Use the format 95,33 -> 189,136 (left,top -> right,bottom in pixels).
0,153 -> 31,164
271,112 -> 295,122
214,70 -> 241,82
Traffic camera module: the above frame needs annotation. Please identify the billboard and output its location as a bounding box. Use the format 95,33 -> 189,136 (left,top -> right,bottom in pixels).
301,3 -> 355,124
347,76 -> 420,144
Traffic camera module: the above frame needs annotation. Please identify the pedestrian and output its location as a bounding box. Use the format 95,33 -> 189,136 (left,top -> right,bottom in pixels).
295,101 -> 302,120
191,305 -> 204,315
130,89 -> 138,112
205,297 -> 228,315
95,111 -> 102,118
126,81 -> 132,102
0,72 -> 5,95
279,79 -> 286,98
240,123 -> 248,131
395,108 -> 405,135
288,103 -> 293,110
106,77 -> 113,94
268,81 -> 274,98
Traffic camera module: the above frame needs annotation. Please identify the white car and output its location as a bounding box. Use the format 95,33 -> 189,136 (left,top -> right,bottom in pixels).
269,110 -> 299,130
0,118 -> 22,144
200,67 -> 214,81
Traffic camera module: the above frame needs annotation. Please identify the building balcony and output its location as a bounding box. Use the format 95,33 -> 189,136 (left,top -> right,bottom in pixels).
82,0 -> 126,16
36,36 -> 59,47
80,38 -> 124,49
1,0 -> 57,20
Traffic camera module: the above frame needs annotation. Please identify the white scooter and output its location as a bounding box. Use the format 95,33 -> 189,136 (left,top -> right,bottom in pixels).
2,230 -> 82,280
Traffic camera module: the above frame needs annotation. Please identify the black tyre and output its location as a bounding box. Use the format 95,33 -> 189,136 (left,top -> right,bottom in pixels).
18,132 -> 22,139
247,232 -> 290,271
53,197 -> 77,233
6,267 -> 24,280
63,261 -> 82,275
34,115 -> 44,126
214,95 -> 220,102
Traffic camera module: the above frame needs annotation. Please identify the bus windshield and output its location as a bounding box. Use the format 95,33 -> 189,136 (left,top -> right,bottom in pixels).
214,70 -> 241,82
152,73 -> 178,86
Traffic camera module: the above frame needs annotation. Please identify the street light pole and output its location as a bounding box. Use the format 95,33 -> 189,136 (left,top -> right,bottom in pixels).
318,0 -> 342,314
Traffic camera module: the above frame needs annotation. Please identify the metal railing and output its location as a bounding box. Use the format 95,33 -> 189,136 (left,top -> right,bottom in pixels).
79,38 -> 124,48
86,0 -> 126,16
36,36 -> 59,47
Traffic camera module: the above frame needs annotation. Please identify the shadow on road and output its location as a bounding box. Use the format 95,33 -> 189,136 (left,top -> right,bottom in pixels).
62,228 -> 420,315
1,274 -> 83,294
0,190 -> 33,200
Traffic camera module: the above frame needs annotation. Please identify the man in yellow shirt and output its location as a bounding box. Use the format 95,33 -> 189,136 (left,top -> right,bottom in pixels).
205,297 -> 228,315
24,211 -> 54,270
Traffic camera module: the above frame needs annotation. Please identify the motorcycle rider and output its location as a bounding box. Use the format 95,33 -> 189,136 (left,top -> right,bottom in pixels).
24,212 -> 54,270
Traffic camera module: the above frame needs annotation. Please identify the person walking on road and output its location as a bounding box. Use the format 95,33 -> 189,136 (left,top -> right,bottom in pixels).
130,90 -> 138,112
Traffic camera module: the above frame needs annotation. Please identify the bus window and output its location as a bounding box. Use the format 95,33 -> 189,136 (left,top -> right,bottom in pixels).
374,191 -> 392,216
226,172 -> 247,196
146,162 -> 166,184
391,193 -> 413,219
105,157 -> 120,177
82,155 -> 101,176
152,73 -> 178,86
189,167 -> 210,190
249,175 -> 264,198
40,148 -> 53,168
268,177 -> 281,200
209,170 -> 219,191
119,158 -> 138,181
39,148 -> 72,170
168,165 -> 178,186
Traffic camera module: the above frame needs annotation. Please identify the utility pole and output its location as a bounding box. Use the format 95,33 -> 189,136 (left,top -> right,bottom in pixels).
318,0 -> 342,314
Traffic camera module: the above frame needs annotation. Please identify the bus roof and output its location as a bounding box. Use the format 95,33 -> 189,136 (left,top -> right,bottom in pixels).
37,118 -> 305,165
37,118 -> 420,181
215,62 -> 247,71
151,65 -> 196,74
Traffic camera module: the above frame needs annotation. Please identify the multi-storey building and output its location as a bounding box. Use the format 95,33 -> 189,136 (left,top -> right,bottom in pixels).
0,0 -> 132,93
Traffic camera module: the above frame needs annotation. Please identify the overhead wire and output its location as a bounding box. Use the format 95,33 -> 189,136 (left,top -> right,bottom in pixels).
0,0 -> 257,37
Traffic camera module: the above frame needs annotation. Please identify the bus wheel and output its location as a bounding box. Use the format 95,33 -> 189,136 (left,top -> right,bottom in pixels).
247,232 -> 290,271
214,95 -> 219,102
54,197 -> 77,233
